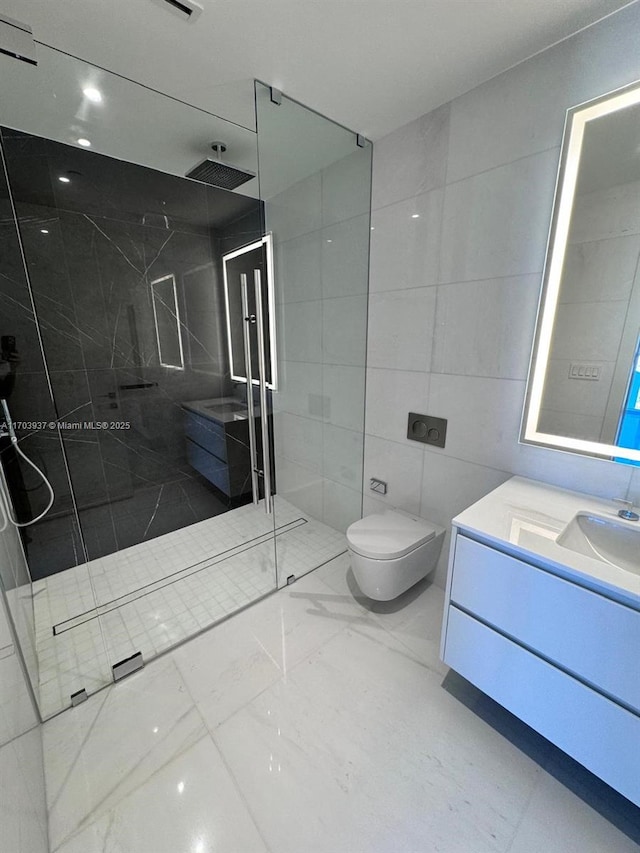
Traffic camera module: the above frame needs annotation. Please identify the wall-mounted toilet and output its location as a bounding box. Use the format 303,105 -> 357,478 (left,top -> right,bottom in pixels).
346,510 -> 444,601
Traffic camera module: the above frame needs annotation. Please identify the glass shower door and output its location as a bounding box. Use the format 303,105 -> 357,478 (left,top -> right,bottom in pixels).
255,83 -> 372,587
0,44 -> 278,717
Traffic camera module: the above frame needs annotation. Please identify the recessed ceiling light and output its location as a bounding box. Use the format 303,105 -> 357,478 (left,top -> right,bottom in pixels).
326,239 -> 332,243
58,176 -> 71,183
82,86 -> 102,103
411,213 -> 420,219
77,138 -> 91,147
40,229 -> 49,234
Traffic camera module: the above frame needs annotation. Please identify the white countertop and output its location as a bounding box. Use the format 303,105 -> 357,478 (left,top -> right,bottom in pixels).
452,476 -> 640,609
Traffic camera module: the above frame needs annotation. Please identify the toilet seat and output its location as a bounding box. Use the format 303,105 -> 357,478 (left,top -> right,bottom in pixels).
347,510 -> 437,560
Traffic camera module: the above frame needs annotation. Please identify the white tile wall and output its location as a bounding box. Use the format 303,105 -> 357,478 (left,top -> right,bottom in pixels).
268,144 -> 371,533
363,435 -> 424,516
277,231 -> 322,303
267,173 -> 322,242
371,105 -> 450,209
439,149 -> 558,284
321,214 -> 370,298
322,295 -> 368,366
365,2 -> 640,587
365,368 -> 430,444
368,189 -> 443,293
432,275 -> 540,380
368,287 -> 436,371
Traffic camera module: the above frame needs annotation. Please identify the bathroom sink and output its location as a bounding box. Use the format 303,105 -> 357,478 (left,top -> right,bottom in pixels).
557,513 -> 640,576
204,401 -> 246,414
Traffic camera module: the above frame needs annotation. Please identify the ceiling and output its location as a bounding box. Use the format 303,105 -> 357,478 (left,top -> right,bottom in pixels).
0,0 -> 635,141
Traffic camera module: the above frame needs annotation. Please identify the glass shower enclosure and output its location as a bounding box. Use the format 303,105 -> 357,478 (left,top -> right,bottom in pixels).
0,48 -> 371,719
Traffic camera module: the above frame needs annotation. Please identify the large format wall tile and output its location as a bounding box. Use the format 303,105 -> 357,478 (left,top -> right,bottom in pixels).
367,287 -> 436,372
368,188 -> 443,294
371,104 -> 450,210
439,148 -> 558,284
426,374 -> 526,471
268,173 -> 322,242
363,12 -> 640,583
277,230 -> 322,304
446,44 -> 573,184
322,296 -> 368,367
322,147 -> 372,227
322,423 -> 364,491
511,441 -> 633,501
432,275 -> 540,380
323,365 -> 366,432
363,435 -> 424,515
274,412 -> 323,473
419,451 -> 511,532
281,299 -> 323,363
321,214 -> 371,298
275,360 -> 323,419
365,368 -> 430,445
322,479 -> 362,533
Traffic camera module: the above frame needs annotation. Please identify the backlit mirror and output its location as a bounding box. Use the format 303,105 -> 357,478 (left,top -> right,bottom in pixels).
522,80 -> 640,464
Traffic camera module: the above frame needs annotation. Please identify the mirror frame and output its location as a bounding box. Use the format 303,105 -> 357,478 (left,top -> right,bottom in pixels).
521,79 -> 640,464
151,273 -> 185,371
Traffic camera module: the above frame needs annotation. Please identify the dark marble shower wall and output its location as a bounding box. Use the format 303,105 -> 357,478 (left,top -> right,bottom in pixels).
0,127 -> 263,579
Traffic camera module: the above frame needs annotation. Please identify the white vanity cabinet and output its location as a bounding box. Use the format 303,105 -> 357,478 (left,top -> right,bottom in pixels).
440,479 -> 640,807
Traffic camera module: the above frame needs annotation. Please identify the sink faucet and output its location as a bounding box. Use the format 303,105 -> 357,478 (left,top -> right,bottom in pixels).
614,498 -> 639,521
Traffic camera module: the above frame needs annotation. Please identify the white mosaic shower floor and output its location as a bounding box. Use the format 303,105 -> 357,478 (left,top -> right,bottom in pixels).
32,497 -> 347,718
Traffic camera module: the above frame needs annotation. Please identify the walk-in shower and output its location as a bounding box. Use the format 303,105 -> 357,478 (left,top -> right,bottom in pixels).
0,44 -> 371,719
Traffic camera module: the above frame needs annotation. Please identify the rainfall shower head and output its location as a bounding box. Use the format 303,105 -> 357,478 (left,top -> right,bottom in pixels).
186,142 -> 255,190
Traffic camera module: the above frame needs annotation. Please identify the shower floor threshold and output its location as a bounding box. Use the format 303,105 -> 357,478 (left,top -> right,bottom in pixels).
32,497 -> 349,718
52,517 -> 307,636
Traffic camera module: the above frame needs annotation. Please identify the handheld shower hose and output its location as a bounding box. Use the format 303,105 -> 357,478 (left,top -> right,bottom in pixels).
0,398 -> 55,527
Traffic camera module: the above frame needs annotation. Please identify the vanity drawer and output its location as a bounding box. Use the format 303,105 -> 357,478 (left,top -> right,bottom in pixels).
443,606 -> 640,806
184,412 -> 227,461
451,535 -> 640,712
186,438 -> 229,495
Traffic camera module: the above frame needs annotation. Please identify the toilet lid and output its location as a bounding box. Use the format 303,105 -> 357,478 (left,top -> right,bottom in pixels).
347,510 -> 436,560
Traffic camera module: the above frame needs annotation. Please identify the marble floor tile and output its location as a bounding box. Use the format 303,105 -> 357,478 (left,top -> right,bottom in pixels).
213,624 -> 545,853
41,554 -> 640,853
229,569 -> 368,677
44,657 -> 204,851
315,553 -> 448,675
171,603 -> 284,728
52,736 -> 269,853
0,728 -> 49,853
507,772 -> 639,853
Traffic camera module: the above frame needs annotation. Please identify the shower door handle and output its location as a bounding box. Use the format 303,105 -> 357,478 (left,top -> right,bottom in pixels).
253,269 -> 272,515
240,274 -> 260,507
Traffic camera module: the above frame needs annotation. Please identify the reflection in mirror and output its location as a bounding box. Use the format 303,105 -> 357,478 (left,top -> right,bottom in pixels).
522,80 -> 640,464
151,274 -> 184,370
223,235 -> 277,390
